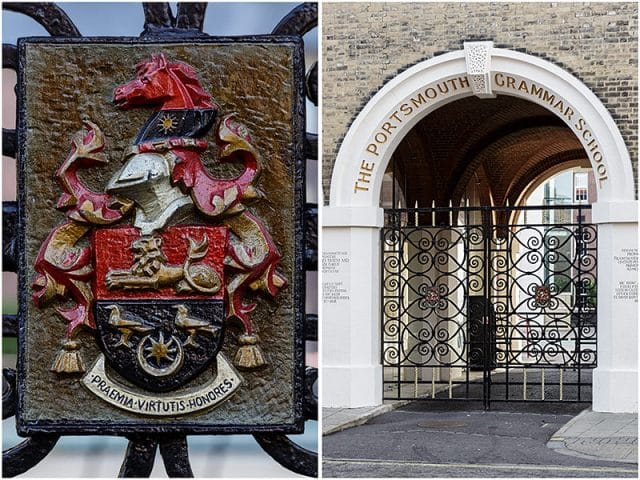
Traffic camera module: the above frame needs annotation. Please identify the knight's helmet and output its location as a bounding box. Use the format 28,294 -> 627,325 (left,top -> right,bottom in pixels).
106,151 -> 190,235
107,107 -> 219,235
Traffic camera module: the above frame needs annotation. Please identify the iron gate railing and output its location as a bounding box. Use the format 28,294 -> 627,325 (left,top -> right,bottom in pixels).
381,205 -> 597,408
2,2 -> 317,477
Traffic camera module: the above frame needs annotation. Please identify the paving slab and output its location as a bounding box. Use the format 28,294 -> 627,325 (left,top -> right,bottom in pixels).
322,400 -> 410,435
547,408 -> 638,464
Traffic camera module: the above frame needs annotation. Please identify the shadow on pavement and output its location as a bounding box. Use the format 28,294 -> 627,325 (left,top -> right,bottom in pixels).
323,400 -> 637,478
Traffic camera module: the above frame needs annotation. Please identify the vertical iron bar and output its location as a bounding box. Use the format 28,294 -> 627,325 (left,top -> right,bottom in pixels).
403,164 -> 407,211
380,226 -> 388,398
3,129 -> 16,158
3,201 -> 18,272
431,200 -> 436,227
175,3 -> 207,31
380,227 -> 384,395
396,221 -> 402,399
3,43 -> 18,70
464,207 -> 470,400
392,156 -> 396,211
119,437 -> 158,478
390,157 -> 397,398
504,208 -> 510,402
431,367 -> 436,398
593,219 -> 597,396
482,206 -> 491,409
142,3 -> 175,31
158,436 -> 193,477
577,204 -> 583,401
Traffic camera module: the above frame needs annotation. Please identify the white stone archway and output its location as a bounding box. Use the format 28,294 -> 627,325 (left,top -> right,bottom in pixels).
323,42 -> 638,412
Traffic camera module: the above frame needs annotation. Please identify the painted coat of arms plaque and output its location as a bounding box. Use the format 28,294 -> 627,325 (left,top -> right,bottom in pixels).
17,38 -> 305,434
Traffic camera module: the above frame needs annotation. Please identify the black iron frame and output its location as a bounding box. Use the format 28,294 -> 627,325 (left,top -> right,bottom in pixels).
2,2 -> 318,477
381,204 -> 597,409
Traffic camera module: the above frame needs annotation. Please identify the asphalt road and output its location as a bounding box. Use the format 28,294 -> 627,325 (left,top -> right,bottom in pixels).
322,402 -> 638,478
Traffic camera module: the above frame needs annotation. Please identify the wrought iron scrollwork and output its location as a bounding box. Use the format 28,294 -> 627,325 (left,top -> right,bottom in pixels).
2,128 -> 16,158
2,1 -> 318,477
2,314 -> 18,337
2,434 -> 61,478
305,133 -> 318,163
272,3 -> 317,36
306,62 -> 318,106
159,436 -> 194,477
119,436 -> 159,477
3,201 -> 17,272
253,433 -> 317,476
141,3 -> 208,36
2,369 -> 17,419
3,2 -> 80,36
305,204 -> 318,270
382,205 -> 596,405
305,314 -> 318,342
304,366 -> 319,421
2,43 -> 17,69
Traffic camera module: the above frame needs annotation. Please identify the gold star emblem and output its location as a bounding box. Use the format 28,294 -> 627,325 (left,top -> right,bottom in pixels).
145,331 -> 174,363
158,113 -> 176,134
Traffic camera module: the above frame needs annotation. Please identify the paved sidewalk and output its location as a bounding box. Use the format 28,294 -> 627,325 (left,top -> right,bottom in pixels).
547,409 -> 637,464
324,403 -> 638,466
323,401 -> 409,435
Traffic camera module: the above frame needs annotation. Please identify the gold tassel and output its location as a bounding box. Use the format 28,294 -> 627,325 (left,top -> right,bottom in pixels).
50,340 -> 85,373
234,334 -> 267,369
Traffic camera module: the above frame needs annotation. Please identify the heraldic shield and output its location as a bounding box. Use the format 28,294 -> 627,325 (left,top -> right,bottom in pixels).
93,226 -> 227,392
19,38 -> 305,433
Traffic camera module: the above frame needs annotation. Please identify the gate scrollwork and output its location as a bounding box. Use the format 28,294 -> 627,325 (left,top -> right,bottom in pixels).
381,205 -> 596,406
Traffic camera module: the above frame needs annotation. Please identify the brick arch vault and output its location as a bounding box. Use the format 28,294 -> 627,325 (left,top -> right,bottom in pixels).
323,43 -> 638,412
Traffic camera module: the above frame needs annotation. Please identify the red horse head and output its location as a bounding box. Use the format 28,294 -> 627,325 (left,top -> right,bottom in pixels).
113,54 -> 217,110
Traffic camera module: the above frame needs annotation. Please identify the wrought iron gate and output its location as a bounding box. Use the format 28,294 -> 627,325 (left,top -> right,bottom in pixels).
381,205 -> 597,407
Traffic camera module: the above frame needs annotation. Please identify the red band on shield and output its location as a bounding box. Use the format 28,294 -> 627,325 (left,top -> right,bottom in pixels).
93,226 -> 227,300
